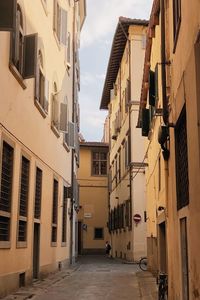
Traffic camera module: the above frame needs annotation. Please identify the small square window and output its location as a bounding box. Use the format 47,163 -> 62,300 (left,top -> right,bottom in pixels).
94,228 -> 104,239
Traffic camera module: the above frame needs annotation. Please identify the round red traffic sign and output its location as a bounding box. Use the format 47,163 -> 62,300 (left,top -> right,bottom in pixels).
133,214 -> 142,223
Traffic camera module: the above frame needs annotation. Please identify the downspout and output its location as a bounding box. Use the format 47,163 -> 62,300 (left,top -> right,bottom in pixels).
70,0 -> 76,265
128,38 -> 133,232
160,0 -> 168,125
160,0 -> 169,276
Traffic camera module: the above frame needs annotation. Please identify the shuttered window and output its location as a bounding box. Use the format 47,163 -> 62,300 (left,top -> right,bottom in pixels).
53,0 -> 68,45
62,186 -> 67,243
10,4 -> 37,79
175,106 -> 189,209
34,167 -> 42,219
35,51 -> 49,114
173,0 -> 181,47
51,179 -> 58,244
0,142 -> 14,243
0,0 -> 17,31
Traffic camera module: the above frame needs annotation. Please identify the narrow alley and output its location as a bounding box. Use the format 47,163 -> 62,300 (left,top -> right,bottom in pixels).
2,256 -> 157,300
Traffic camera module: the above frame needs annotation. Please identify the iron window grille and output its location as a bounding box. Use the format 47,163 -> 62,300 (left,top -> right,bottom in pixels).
51,179 -> 58,243
175,106 -> 189,210
34,167 -> 42,219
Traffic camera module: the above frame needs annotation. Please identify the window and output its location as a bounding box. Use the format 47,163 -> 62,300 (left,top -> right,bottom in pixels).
10,4 -> 37,81
51,82 -> 60,132
35,51 -> 49,114
0,142 -> 14,245
173,0 -> 181,47
18,156 -> 30,243
62,186 -> 67,244
175,106 -> 189,210
34,167 -> 42,219
53,0 -> 68,46
51,179 -> 58,244
124,137 -> 130,169
94,228 -> 103,239
92,150 -> 107,175
0,0 -> 17,31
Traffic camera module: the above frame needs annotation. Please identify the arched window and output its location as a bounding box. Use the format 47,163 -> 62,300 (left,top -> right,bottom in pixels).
11,4 -> 24,74
35,50 -> 49,114
9,4 -> 37,81
51,82 -> 59,130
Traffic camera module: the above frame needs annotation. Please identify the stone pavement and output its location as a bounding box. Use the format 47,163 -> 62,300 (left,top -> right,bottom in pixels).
2,255 -> 157,300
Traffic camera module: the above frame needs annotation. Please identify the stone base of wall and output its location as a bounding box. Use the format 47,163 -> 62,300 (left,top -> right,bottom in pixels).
82,248 -> 105,255
0,258 -> 70,298
147,236 -> 158,275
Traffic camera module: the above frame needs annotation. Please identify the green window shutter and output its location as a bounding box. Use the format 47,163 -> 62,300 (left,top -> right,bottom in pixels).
0,0 -> 16,31
149,70 -> 155,106
155,63 -> 159,106
23,33 -> 38,79
142,108 -> 150,136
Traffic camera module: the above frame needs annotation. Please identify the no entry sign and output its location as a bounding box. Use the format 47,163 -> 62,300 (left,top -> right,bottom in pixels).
133,214 -> 142,224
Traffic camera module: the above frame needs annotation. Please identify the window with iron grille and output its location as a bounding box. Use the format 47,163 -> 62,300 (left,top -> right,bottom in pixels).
0,141 -> 14,243
173,0 -> 181,47
62,186 -> 67,243
92,150 -> 107,176
51,179 -> 58,244
94,228 -> 104,239
34,167 -> 42,219
18,156 -> 30,242
175,106 -> 189,209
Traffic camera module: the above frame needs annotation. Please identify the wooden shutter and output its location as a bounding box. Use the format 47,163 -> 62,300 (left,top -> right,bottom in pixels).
44,78 -> 49,113
60,8 -> 68,45
0,0 -> 17,31
149,70 -> 155,106
12,9 -> 20,65
35,61 -> 40,100
142,108 -> 150,137
52,94 -> 59,128
68,122 -> 75,148
23,33 -> 38,79
67,32 -> 71,63
59,103 -> 68,132
155,63 -> 159,106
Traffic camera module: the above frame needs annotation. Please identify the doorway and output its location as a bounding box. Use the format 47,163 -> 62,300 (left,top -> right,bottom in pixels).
78,221 -> 82,255
159,222 -> 167,273
33,223 -> 40,279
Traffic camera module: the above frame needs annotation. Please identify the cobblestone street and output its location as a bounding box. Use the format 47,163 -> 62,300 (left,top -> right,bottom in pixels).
2,256 -> 157,300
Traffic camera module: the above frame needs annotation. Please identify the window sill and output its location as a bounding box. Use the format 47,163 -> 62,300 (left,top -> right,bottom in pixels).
0,241 -> 11,249
51,242 -> 57,247
61,242 -> 67,247
16,241 -> 27,248
9,62 -> 27,89
51,123 -> 60,138
34,100 -> 48,118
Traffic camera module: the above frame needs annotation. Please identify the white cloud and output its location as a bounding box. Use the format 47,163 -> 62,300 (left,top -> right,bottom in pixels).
81,0 -> 153,48
81,72 -> 105,86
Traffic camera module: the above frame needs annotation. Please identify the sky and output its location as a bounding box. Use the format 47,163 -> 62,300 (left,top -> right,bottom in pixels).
79,0 -> 153,142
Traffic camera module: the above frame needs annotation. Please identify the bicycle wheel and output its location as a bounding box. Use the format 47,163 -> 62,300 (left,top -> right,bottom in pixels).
139,257 -> 147,271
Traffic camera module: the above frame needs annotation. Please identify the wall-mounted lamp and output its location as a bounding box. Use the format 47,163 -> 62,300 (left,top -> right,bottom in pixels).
157,206 -> 165,211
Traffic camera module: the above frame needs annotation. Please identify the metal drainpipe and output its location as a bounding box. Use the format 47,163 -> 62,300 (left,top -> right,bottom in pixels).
128,39 -> 133,232
70,0 -> 76,265
160,0 -> 168,125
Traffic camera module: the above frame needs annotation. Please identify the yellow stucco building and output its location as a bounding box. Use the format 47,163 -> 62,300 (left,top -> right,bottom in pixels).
77,142 -> 110,254
0,0 -> 86,297
100,17 -> 148,262
138,0 -> 200,298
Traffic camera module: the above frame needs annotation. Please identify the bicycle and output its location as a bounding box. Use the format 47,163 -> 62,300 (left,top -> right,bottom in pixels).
139,257 -> 148,271
158,273 -> 168,300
